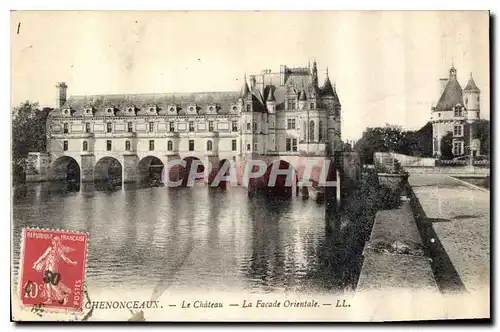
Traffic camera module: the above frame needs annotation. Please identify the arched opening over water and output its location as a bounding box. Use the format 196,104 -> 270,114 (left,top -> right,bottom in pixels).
138,156 -> 164,187
168,156 -> 205,187
262,160 -> 298,198
51,156 -> 80,183
94,157 -> 122,189
216,159 -> 232,189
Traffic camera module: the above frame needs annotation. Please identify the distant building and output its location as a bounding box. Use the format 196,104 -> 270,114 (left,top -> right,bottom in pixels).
45,61 -> 342,183
430,65 -> 481,157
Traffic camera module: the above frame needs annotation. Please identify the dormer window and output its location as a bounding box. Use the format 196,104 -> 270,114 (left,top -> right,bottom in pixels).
209,106 -> 214,112
150,108 -> 154,112
64,109 -> 69,115
170,107 -> 175,112
86,109 -> 91,114
189,107 -> 194,112
232,106 -> 237,111
107,108 -> 113,113
128,108 -> 133,113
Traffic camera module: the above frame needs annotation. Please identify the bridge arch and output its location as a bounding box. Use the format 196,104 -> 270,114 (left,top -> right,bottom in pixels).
262,159 -> 299,198
50,156 -> 80,182
138,156 -> 165,185
94,156 -> 122,185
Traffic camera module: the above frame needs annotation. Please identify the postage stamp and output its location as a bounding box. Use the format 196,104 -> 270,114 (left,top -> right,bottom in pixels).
18,228 -> 88,312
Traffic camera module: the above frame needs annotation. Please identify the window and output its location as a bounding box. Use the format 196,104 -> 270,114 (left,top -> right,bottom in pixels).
438,113 -> 441,117
232,139 -> 237,151
453,125 -> 463,137
232,121 -> 238,132
292,138 -> 297,152
247,143 -> 251,151
453,141 -> 463,156
288,100 -> 296,110
465,97 -> 468,105
63,123 -> 68,134
454,108 -> 463,117
106,122 -> 112,133
246,123 -> 251,130
149,122 -> 154,132
209,121 -> 214,132
85,123 -> 91,133
169,122 -> 175,132
63,140 -> 68,151
246,104 -> 251,112
106,140 -> 112,151
207,140 -> 213,151
310,103 -> 315,109
287,119 -> 296,129
167,140 -> 173,151
303,122 -> 307,140
309,121 -> 315,141
286,138 -> 291,152
253,122 -> 257,131
149,140 -> 154,151
82,141 -> 88,151
189,140 -> 194,151
125,140 -> 131,151
127,122 -> 133,133
319,121 -> 324,141
189,121 -> 195,132
254,143 -> 258,151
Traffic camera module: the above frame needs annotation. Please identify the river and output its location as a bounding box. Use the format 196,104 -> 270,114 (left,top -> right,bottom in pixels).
12,182 -> 356,299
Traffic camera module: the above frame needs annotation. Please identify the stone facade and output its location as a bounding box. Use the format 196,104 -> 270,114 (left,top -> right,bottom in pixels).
430,66 -> 481,157
44,61 -> 342,183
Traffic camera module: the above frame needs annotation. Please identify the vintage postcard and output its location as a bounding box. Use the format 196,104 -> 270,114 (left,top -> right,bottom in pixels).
10,10 -> 490,322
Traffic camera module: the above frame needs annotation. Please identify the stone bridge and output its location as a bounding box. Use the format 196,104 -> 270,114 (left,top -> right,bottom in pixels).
39,150 -> 346,198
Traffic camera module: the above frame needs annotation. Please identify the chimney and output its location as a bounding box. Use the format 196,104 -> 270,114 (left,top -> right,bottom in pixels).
56,82 -> 68,108
439,78 -> 448,96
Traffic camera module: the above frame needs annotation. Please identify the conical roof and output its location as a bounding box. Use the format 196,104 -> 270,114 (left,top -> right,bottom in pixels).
332,83 -> 341,106
321,73 -> 335,97
240,75 -> 250,98
464,73 -> 480,92
266,86 -> 276,102
435,77 -> 464,111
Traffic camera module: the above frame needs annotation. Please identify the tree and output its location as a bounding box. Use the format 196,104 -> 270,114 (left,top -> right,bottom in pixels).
404,122 -> 433,157
12,101 -> 51,183
354,125 -> 406,164
473,119 -> 490,156
440,132 -> 454,160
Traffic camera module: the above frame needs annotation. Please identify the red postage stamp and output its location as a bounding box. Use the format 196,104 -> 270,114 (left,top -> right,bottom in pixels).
18,228 -> 88,311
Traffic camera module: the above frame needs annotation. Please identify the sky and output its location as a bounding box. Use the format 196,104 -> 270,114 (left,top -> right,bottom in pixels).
11,11 -> 490,140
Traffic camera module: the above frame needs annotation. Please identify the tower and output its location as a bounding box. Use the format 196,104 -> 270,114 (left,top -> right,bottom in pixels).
464,72 -> 481,122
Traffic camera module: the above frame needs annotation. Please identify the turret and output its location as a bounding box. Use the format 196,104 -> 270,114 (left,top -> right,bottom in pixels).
266,86 -> 276,113
464,72 -> 481,122
321,67 -> 335,97
240,74 -> 250,99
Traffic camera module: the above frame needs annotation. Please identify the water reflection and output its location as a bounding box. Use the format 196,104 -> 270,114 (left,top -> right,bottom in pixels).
12,182 -> 350,295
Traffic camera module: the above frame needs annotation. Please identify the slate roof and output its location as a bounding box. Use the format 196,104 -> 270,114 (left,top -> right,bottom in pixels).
52,91 -> 242,117
435,78 -> 464,112
464,75 -> 480,92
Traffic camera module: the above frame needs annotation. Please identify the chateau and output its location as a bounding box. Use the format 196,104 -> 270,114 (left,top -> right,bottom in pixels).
430,66 -> 482,157
44,61 -> 342,183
